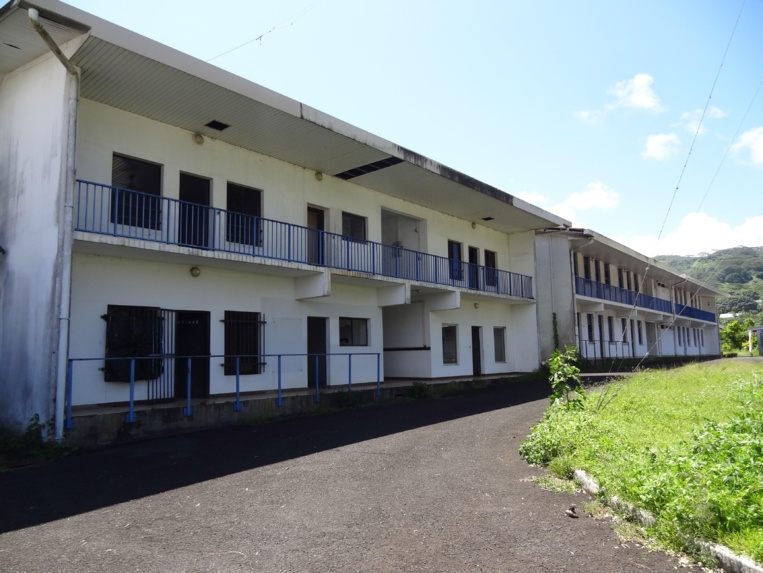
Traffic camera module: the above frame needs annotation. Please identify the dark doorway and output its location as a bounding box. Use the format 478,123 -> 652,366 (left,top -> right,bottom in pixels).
471,326 -> 482,376
307,207 -> 325,265
179,173 -> 211,248
175,311 -> 210,399
598,315 -> 604,359
307,316 -> 328,388
468,246 -> 480,289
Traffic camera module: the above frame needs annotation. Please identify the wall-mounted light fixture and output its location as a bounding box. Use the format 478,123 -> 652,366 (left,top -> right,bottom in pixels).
192,133 -> 204,145
189,266 -> 201,277
473,302 -> 480,309
315,171 -> 323,181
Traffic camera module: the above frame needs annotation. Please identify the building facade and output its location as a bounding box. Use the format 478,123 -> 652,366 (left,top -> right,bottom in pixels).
0,0 -> 569,438
535,229 -> 725,364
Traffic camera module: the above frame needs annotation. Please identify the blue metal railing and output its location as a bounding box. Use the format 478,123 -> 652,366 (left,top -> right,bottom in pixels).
674,303 -> 716,323
65,352 -> 381,429
74,180 -> 534,299
575,276 -> 672,313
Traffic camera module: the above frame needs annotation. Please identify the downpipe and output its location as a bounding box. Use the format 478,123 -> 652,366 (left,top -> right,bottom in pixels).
29,8 -> 80,440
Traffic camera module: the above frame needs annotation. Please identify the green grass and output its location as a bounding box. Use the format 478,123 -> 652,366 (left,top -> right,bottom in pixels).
519,360 -> 763,564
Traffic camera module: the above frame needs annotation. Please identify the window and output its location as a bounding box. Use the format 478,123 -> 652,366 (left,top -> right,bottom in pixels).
621,318 -> 628,343
701,330 -> 704,346
594,259 -> 601,283
583,256 -> 591,280
678,326 -> 683,346
103,305 -> 162,382
111,154 -> 162,229
604,264 -> 611,285
617,268 -> 623,288
226,183 -> 262,246
493,327 -> 506,362
634,274 -> 640,293
608,316 -> 614,340
587,313 -> 594,342
442,324 -> 458,364
626,272 -> 632,291
342,211 -> 366,241
448,240 -> 463,281
485,250 -> 498,287
637,321 -> 643,345
694,328 -> 698,346
223,311 -> 265,375
339,317 -> 368,346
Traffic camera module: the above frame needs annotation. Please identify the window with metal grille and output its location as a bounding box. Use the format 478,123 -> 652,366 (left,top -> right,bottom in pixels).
342,211 -> 366,242
226,182 -> 262,246
339,317 -> 368,346
604,263 -> 611,285
583,256 -> 591,280
223,311 -> 265,375
637,321 -> 643,345
103,305 -> 163,382
493,327 -> 506,362
111,154 -> 162,230
587,314 -> 594,342
442,324 -> 458,364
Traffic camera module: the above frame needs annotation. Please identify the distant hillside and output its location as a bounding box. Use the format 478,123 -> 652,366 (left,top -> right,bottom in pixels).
656,246 -> 763,314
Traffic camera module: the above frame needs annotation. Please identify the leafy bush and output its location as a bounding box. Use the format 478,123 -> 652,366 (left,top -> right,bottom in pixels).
408,380 -> 430,400
0,415 -> 78,469
546,346 -> 585,409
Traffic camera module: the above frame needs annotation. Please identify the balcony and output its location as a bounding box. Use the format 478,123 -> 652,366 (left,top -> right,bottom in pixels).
75,181 -> 534,299
675,303 -> 716,323
574,276 -> 672,313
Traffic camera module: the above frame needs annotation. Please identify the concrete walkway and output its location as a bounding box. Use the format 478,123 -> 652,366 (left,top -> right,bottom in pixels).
0,381 -> 704,572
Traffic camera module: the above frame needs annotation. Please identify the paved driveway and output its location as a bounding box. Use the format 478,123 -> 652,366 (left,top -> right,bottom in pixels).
0,382 -> 703,572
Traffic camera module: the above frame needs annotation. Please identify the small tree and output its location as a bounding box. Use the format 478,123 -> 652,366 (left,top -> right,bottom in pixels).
721,320 -> 748,351
545,346 -> 585,409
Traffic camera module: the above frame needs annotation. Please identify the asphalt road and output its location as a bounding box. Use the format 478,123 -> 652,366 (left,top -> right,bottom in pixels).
0,381 -> 704,572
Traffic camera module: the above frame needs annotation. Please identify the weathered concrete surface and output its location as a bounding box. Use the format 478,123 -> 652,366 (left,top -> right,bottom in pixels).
0,382 -> 704,572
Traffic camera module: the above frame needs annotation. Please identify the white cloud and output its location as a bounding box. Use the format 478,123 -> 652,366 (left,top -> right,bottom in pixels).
574,109 -> 606,123
618,212 -> 763,257
679,106 -> 725,134
515,190 -> 549,207
643,133 -> 680,160
517,183 -> 619,228
605,73 -> 664,113
731,126 -> 763,165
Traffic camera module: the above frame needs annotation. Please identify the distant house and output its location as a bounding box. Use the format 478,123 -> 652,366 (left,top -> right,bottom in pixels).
0,0 -> 569,439
535,229 -> 727,363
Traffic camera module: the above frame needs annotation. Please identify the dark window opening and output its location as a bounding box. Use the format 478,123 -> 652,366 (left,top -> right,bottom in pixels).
493,327 -> 506,362
442,324 -> 458,364
111,154 -> 162,230
594,259 -> 601,283
485,250 -> 498,287
342,211 -> 367,242
587,313 -> 594,342
103,305 -> 163,382
608,316 -> 614,340
223,311 -> 265,375
583,256 -> 591,280
226,183 -> 262,246
604,264 -> 611,285
617,268 -> 623,288
621,318 -> 628,343
448,240 -> 463,281
637,321 -> 643,345
339,317 -> 368,346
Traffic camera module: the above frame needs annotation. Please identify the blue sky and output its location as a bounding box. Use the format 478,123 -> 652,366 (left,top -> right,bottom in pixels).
66,0 -> 763,256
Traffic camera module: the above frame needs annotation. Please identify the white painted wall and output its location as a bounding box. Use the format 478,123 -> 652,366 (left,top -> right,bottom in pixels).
534,234 -> 575,361
69,253 -> 384,405
0,51 -> 75,431
75,100 -> 527,277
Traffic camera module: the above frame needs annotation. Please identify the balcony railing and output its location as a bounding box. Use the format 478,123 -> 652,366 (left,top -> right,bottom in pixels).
675,303 -> 716,323
575,276 -> 672,313
75,181 -> 534,299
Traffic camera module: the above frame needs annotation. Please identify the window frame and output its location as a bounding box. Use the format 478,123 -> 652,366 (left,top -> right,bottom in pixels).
103,304 -> 163,382
493,327 -> 506,362
111,153 -> 163,230
342,211 -> 367,242
339,317 -> 369,347
226,182 -> 262,247
442,324 -> 458,364
484,250 -> 498,287
448,240 -> 464,281
223,311 -> 266,375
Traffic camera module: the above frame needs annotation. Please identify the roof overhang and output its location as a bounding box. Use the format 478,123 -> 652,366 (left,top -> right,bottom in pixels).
539,227 -> 729,298
1,0 -> 570,235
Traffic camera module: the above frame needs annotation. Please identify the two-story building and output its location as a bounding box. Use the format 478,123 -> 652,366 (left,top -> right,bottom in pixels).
535,228 -> 726,363
0,0 -> 570,439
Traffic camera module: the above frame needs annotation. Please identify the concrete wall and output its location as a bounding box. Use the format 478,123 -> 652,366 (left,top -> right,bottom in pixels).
69,253 -> 384,405
76,100 -> 522,272
0,51 -> 76,431
534,234 -> 575,361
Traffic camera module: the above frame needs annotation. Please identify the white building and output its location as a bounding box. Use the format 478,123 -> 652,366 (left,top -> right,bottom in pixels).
535,229 -> 726,363
0,0 -> 570,438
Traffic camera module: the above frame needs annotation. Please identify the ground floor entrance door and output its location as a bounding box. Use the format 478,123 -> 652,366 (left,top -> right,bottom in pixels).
174,311 -> 210,399
472,326 -> 482,376
307,316 -> 328,388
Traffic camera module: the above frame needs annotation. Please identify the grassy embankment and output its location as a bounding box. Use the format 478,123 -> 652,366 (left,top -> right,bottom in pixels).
520,360 -> 763,563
